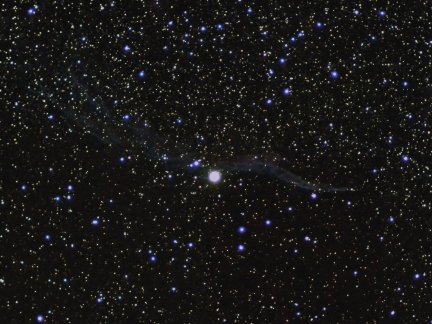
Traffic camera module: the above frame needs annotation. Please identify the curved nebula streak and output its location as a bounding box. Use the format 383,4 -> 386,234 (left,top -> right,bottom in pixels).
36,70 -> 353,192
218,159 -> 353,192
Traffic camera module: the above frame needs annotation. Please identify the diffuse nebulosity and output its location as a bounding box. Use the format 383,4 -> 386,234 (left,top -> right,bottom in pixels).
37,67 -> 352,192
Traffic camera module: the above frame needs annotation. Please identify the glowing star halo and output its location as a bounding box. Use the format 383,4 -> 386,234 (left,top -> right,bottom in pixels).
208,170 -> 222,183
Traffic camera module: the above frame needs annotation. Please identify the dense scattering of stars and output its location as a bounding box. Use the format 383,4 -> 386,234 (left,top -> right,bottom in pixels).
1,1 -> 432,322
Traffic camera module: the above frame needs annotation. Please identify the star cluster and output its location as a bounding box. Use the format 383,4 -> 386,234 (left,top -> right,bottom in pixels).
1,1 -> 432,322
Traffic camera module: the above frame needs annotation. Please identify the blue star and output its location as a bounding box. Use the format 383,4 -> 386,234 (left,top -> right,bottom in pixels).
282,87 -> 292,97
216,24 -> 224,31
265,220 -> 272,226
315,22 -> 324,29
123,45 -> 131,53
27,8 -> 36,16
238,226 -> 246,234
379,10 -> 386,17
91,219 -> 100,226
190,160 -> 201,168
330,71 -> 339,79
237,244 -> 246,252
36,315 -> 44,323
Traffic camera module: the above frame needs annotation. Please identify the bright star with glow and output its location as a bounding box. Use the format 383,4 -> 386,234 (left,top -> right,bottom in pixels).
208,170 -> 221,183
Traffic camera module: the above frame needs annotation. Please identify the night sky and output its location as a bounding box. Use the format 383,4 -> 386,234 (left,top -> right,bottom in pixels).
2,1 -> 432,322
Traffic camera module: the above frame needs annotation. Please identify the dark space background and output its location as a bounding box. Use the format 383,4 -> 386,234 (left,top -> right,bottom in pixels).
1,1 -> 431,323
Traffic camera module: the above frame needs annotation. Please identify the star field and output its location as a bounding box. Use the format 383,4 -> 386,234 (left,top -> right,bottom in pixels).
1,1 -> 432,322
